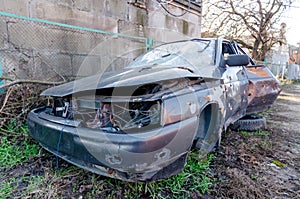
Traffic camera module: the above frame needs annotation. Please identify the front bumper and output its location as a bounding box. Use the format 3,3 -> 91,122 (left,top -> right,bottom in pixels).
27,107 -> 198,181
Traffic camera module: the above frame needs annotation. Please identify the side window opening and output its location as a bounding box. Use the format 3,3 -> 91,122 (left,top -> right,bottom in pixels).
222,43 -> 235,58
236,45 -> 255,66
219,43 -> 236,67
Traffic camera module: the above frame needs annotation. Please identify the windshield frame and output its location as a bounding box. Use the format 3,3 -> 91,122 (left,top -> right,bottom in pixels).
126,39 -> 217,71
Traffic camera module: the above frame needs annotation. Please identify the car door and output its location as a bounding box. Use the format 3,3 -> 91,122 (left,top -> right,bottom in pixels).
220,41 -> 249,125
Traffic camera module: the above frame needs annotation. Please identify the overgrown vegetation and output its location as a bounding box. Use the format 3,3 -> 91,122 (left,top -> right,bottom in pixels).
0,84 -> 50,127
0,121 -> 40,168
0,84 -> 217,198
146,152 -> 214,198
0,121 -> 214,198
2,83 -> 299,198
238,129 -> 270,137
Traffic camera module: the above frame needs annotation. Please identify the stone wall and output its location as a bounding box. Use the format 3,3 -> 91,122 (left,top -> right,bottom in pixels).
0,0 -> 202,80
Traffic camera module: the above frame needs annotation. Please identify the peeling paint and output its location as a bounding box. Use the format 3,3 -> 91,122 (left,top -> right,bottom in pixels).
155,148 -> 171,161
105,154 -> 122,165
27,38 -> 281,182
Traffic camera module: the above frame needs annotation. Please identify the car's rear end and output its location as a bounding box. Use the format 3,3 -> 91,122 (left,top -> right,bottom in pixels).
245,65 -> 282,113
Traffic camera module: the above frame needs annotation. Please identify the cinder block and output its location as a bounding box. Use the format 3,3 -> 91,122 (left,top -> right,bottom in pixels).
104,37 -> 145,60
166,15 -> 183,34
186,22 -> 201,38
148,10 -> 166,29
0,0 -> 203,82
90,0 -> 105,14
103,0 -> 128,20
107,56 -> 132,71
72,54 -> 101,77
30,1 -> 72,22
0,19 -> 7,49
127,5 -> 148,25
182,12 -> 200,24
73,0 -> 92,12
146,0 -> 161,11
33,0 -> 74,8
71,37 -> 145,76
0,49 -> 36,79
146,28 -> 191,43
118,20 -> 147,39
44,45 -> 142,79
30,1 -> 118,32
33,52 -> 72,80
0,0 -> 29,16
7,22 -> 108,54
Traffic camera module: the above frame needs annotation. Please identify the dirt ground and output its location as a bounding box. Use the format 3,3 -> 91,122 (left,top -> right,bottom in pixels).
209,83 -> 300,198
1,83 -> 300,198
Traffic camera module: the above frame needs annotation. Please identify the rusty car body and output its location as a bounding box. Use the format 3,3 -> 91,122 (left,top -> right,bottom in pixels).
27,38 -> 281,181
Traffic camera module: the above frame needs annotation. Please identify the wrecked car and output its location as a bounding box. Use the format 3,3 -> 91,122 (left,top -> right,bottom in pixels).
27,38 -> 281,182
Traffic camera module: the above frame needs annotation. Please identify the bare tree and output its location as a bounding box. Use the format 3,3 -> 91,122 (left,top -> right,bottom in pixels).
203,0 -> 292,60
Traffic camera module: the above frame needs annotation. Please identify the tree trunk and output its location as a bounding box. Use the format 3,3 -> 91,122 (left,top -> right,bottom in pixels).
259,43 -> 268,61
252,38 -> 261,60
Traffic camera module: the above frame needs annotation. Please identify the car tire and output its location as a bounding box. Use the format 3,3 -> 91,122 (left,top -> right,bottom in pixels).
231,114 -> 266,131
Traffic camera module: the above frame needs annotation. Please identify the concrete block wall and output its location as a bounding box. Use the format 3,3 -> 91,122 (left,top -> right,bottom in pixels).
0,0 -> 202,80
0,20 -> 6,49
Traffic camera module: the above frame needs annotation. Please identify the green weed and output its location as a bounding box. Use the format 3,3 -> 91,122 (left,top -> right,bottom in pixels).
239,130 -> 251,136
1,175 -> 48,198
24,175 -> 45,196
258,112 -> 271,119
0,121 -> 214,198
253,130 -> 270,136
0,121 -> 40,168
265,109 -> 273,113
146,152 -> 214,198
0,176 -> 16,199
99,152 -> 215,198
272,159 -> 285,167
250,174 -> 258,180
239,130 -> 270,137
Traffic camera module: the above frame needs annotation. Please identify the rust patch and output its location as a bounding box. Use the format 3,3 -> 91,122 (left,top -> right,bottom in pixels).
246,79 -> 281,113
177,66 -> 194,73
106,168 -> 116,175
205,96 -> 211,101
246,67 -> 270,78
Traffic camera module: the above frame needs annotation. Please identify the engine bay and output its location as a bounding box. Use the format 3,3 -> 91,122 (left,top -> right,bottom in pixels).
47,78 -> 204,133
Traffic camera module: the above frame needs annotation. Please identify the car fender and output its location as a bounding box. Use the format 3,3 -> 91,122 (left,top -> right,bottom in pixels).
194,102 -> 224,151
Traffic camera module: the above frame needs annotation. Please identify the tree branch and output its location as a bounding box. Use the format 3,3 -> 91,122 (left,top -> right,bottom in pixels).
0,76 -> 66,89
203,0 -> 290,60
235,39 -> 254,50
0,87 -> 13,113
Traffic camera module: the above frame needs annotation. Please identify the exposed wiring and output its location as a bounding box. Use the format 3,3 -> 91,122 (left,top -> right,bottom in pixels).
112,103 -> 160,129
157,0 -> 191,17
56,111 -> 73,168
158,0 -> 173,3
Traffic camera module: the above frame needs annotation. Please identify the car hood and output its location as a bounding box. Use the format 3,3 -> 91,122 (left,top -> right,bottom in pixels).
41,65 -> 220,97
